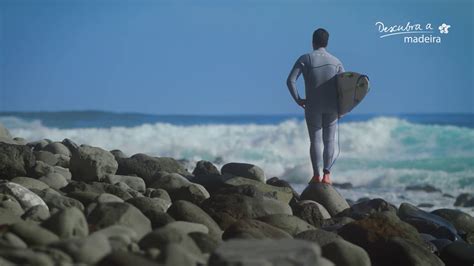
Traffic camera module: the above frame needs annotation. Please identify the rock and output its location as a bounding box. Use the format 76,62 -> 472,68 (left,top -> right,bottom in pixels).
266,176 -> 300,203
126,197 -> 170,213
201,192 -> 292,230
0,182 -> 48,212
61,138 -> 79,154
431,208 -> 474,235
110,149 -> 127,159
161,242 -> 207,266
35,189 -> 84,213
257,214 -> 315,236
295,229 -> 342,246
92,225 -> 139,251
431,238 -> 453,253
162,221 -> 209,235
454,193 -> 474,207
440,240 -> 474,266
55,154 -> 70,168
97,251 -> 157,266
144,188 -> 171,201
70,145 -> 118,182
42,207 -> 88,239
43,142 -> 71,156
149,172 -> 191,191
62,181 -> 133,201
53,166 -> 72,180
222,218 -> 292,240
322,238 -> 371,266
105,174 -> 146,193
0,232 -> 27,249
406,184 -> 442,193
138,226 -> 202,256
170,182 -> 210,205
337,198 -> 398,219
0,143 -> 35,179
96,193 -> 124,203
321,216 -> 356,231
39,173 -> 68,190
189,232 -> 220,253
33,247 -> 74,265
221,162 -> 266,182
0,249 -> 55,266
292,200 -> 331,227
87,202 -> 152,239
116,153 -> 191,185
190,173 -> 225,194
21,204 -> 50,223
224,176 -> 294,204
13,137 -> 27,145
145,211 -> 175,229
300,183 -> 350,216
50,233 -> 111,264
10,176 -> 50,191
9,220 -> 59,246
208,238 -> 326,266
399,203 -> 460,241
332,182 -> 353,189
27,139 -> 49,151
418,203 -> 434,208
167,200 -> 222,239
338,212 -> 429,264
31,160 -> 55,178
192,160 -> 220,177
377,237 -> 445,266
34,150 -> 58,166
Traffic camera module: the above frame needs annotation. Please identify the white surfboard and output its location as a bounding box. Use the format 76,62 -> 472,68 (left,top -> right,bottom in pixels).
336,72 -> 370,117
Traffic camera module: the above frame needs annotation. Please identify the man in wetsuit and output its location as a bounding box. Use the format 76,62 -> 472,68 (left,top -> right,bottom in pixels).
286,28 -> 345,184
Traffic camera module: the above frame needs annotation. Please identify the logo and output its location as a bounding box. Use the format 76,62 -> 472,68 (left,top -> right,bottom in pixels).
375,21 -> 451,44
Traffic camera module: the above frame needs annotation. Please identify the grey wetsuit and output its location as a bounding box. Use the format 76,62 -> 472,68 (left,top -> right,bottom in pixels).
286,47 -> 344,176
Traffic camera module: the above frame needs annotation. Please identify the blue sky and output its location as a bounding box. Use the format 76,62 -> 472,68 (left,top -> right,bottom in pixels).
0,0 -> 472,115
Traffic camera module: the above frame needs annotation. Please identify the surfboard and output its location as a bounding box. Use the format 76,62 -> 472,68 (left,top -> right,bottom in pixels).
336,72 -> 370,117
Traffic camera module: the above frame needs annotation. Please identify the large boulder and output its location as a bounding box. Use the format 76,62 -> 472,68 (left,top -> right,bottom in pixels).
221,162 -> 266,182
201,192 -> 292,230
439,240 -> 474,266
0,143 -> 35,179
69,145 -> 118,182
0,182 -> 48,212
208,239 -> 329,266
377,237 -> 445,266
257,214 -> 315,236
41,207 -> 88,239
292,200 -> 331,227
222,219 -> 292,240
43,142 -> 71,157
399,203 -> 461,241
87,202 -> 152,239
431,208 -> 474,235
223,176 -> 294,204
116,153 -> 191,185
300,183 -> 350,216
337,198 -> 397,219
167,200 -> 222,239
322,238 -> 371,266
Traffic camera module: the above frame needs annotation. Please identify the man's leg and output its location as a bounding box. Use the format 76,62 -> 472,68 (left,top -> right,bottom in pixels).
322,113 -> 338,183
305,110 -> 323,181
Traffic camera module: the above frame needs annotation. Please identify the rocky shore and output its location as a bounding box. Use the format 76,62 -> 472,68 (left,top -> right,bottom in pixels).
0,123 -> 473,266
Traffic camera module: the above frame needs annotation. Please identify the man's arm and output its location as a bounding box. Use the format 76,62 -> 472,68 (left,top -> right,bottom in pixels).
286,56 -> 305,106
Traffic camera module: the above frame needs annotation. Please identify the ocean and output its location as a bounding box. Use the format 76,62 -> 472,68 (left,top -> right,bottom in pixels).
1,111 -> 473,214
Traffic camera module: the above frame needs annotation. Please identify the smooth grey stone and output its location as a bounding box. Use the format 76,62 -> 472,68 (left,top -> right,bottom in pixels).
35,189 -> 84,213
223,176 -> 293,204
87,202 -> 152,239
322,238 -> 371,266
338,198 -> 397,219
138,226 -> 202,256
62,181 -> 133,201
0,232 -> 28,249
31,160 -> 56,178
0,143 -> 36,179
208,239 -> 324,266
50,233 -> 111,264
144,210 -> 175,229
110,149 -> 127,159
0,249 -> 54,266
431,208 -> 474,234
440,240 -> 474,265
162,242 -> 207,266
189,232 -> 221,254
144,187 -> 171,201
378,237 -> 445,266
222,218 -> 292,240
70,145 -> 118,182
0,182 -> 48,212
292,200 -> 331,227
454,193 -> 474,207
295,228 -> 342,246
39,173 -> 68,190
169,182 -> 210,205
21,204 -> 50,223
10,220 -> 59,246
10,176 -> 50,191
300,183 -> 350,216
34,150 -> 58,166
161,221 -> 209,235
42,207 -> 88,239
61,138 -> 79,154
0,194 -> 25,216
192,160 -> 220,177
97,251 -> 157,266
43,142 -> 71,156
257,214 -> 315,236
126,197 -> 170,213
55,154 -> 70,168
221,162 -> 266,182
96,193 -> 124,203
149,172 -> 191,191
105,174 -> 146,193
53,166 -> 72,181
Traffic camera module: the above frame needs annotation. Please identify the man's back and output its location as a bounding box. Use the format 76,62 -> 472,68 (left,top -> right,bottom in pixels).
288,47 -> 344,113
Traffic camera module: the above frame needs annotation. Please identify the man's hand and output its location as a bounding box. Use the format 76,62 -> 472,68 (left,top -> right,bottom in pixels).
297,98 -> 306,109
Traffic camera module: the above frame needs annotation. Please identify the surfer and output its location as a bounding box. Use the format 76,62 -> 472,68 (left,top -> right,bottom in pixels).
286,28 -> 345,184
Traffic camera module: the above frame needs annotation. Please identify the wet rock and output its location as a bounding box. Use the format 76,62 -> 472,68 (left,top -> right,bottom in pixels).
9,220 -> 59,246
221,162 -> 266,182
454,193 -> 474,207
300,183 -> 350,216
43,142 -> 71,156
0,182 -> 48,212
295,228 -> 342,246
224,176 -> 293,204
167,200 -> 222,239
87,202 -> 152,239
322,238 -> 371,266
55,154 -> 70,168
440,240 -> 474,266
208,238 -> 325,266
0,143 -> 35,179
292,200 -> 331,227
116,153 -> 191,185
399,203 -> 460,241
431,208 -> 474,235
222,218 -> 292,240
201,192 -> 292,230
42,207 -> 88,239
70,145 -> 118,182
406,184 -> 442,193
257,214 -> 315,236
192,160 -> 220,177
105,174 -> 146,193
418,203 -> 435,208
